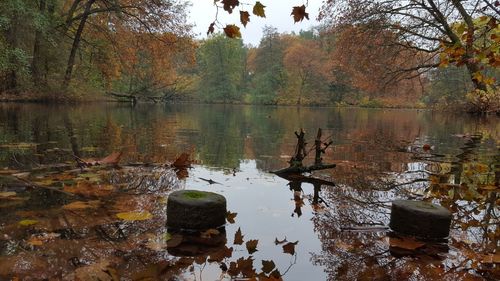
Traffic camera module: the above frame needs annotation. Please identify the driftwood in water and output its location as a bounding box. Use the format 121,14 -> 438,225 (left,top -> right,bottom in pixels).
290,129 -> 307,165
272,163 -> 336,175
272,128 -> 336,175
314,128 -> 333,166
278,173 -> 336,187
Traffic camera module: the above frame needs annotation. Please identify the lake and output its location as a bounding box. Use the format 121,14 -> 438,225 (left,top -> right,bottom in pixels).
0,103 -> 498,280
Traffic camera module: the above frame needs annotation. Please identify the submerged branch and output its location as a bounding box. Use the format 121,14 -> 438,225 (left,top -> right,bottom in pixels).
271,164 -> 337,175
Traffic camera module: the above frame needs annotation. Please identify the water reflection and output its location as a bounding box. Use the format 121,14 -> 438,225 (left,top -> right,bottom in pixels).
0,104 -> 498,280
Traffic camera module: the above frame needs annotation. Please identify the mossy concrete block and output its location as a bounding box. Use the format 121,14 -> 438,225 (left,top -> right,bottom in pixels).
390,200 -> 452,239
167,190 -> 227,230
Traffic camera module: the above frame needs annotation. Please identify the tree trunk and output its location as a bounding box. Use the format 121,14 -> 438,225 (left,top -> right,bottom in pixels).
62,0 -> 95,88
43,2 -> 55,83
3,9 -> 19,92
63,0 -> 83,34
32,0 -> 46,87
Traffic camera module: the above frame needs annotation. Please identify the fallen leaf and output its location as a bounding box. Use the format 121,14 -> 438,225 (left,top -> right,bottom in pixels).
246,239 -> 258,254
234,227 -> 244,245
261,260 -> 275,274
223,24 -> 241,38
291,5 -> 309,23
116,211 -> 153,221
172,152 -> 191,169
19,219 -> 38,226
228,257 -> 255,277
423,144 -> 432,151
282,241 -> 298,255
389,236 -> 425,250
240,11 -> 250,27
208,246 -> 233,262
253,1 -> 265,17
62,200 -> 100,210
226,211 -> 237,223
269,269 -> 282,280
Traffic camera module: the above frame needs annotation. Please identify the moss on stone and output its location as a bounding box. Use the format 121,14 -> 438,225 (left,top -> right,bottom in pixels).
183,190 -> 207,199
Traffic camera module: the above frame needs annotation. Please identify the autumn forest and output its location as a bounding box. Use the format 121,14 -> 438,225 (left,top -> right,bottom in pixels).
0,0 -> 498,113
0,1 -> 499,280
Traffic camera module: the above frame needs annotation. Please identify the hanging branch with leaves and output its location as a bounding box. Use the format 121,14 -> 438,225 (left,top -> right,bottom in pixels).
207,1 -> 310,38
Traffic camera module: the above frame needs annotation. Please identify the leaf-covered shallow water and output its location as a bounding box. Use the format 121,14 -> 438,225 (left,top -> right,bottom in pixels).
0,103 -> 498,280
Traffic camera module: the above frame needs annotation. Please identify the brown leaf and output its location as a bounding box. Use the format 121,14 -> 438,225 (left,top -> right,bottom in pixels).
252,1 -> 266,17
208,246 -> 233,262
207,22 -> 215,35
234,227 -> 244,245
389,236 -> 425,250
240,11 -> 250,27
261,260 -> 275,274
270,269 -> 282,279
226,211 -> 237,223
172,152 -> 191,169
282,241 -> 298,255
223,24 -> 241,38
237,256 -> 256,277
291,5 -> 309,23
62,200 -> 100,210
246,239 -> 258,254
221,0 -> 239,13
228,261 -> 239,276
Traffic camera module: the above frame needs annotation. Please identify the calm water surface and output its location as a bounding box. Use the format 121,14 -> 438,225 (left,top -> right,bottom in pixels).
0,104 -> 498,280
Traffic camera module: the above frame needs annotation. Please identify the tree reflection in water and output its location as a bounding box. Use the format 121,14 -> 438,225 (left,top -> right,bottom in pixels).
307,135 -> 498,280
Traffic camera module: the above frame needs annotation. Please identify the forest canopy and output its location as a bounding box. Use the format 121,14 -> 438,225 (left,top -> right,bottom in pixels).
0,0 -> 498,113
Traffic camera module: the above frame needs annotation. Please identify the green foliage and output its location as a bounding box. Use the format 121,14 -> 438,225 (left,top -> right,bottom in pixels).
425,65 -> 500,112
196,34 -> 247,103
424,66 -> 472,107
247,26 -> 286,104
465,87 -> 500,113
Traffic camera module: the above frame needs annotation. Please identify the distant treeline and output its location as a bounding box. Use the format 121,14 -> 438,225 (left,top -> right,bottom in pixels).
1,1 -> 498,112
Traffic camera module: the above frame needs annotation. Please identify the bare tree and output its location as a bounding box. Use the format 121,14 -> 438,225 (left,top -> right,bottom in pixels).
320,0 -> 499,91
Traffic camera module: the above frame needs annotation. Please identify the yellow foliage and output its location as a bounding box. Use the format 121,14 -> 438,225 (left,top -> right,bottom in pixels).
116,211 -> 153,221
